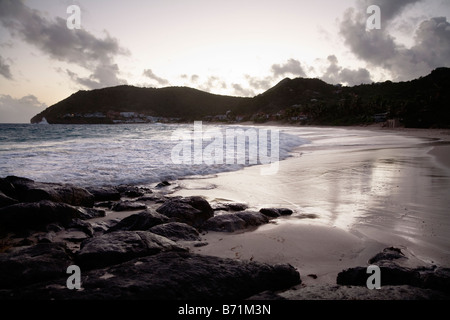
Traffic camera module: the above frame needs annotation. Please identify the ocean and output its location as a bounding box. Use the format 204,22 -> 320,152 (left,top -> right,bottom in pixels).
0,123 -> 307,187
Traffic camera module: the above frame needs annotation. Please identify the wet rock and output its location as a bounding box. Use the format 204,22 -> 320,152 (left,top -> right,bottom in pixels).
5,176 -> 94,207
0,191 -> 18,208
7,251 -> 301,300
0,178 -> 17,199
259,208 -> 293,218
368,247 -> 406,264
149,222 -> 201,241
156,181 -> 171,188
116,185 -> 148,198
156,196 -> 213,228
0,200 -> 83,233
85,186 -> 120,202
111,200 -> 146,212
204,211 -> 269,232
337,265 -> 421,287
0,242 -> 73,289
213,202 -> 249,212
76,231 -> 187,269
107,209 -> 169,233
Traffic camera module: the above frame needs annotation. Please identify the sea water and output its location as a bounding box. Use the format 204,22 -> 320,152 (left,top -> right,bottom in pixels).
0,123 -> 307,187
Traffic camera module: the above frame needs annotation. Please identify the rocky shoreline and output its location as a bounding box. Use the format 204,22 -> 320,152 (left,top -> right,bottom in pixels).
1,176 -> 449,300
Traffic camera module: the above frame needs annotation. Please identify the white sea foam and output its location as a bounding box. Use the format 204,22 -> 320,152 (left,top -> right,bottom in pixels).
0,123 -> 308,187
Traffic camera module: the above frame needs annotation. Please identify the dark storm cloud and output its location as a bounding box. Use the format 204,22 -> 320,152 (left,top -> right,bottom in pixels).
0,0 -> 128,88
0,55 -> 12,79
321,55 -> 372,86
271,59 -> 307,78
143,69 -> 169,86
339,0 -> 450,81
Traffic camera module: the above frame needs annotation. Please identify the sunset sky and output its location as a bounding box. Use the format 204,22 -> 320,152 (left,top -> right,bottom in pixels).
1,0 -> 449,122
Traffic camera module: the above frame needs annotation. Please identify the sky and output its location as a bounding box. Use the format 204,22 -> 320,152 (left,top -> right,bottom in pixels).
0,0 -> 449,123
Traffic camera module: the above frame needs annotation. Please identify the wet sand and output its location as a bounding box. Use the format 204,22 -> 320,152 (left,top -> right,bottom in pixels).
172,126 -> 450,291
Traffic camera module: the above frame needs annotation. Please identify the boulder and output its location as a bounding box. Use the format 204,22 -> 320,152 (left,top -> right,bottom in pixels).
85,186 -> 120,202
0,178 -> 17,199
111,200 -> 146,212
149,222 -> 201,241
259,208 -> 293,218
156,196 -> 213,228
204,211 -> 269,232
0,242 -> 73,289
5,251 -> 301,300
106,209 -> 169,233
5,176 -> 94,207
76,231 -> 187,269
0,200 -> 82,233
213,202 -> 248,212
0,191 -> 18,208
368,247 -> 406,264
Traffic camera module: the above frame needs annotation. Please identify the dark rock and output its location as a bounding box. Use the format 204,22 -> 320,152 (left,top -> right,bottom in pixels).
156,196 -> 213,228
85,186 -> 120,202
111,200 -> 146,212
0,178 -> 17,199
213,202 -> 248,212
37,232 -> 56,243
8,251 -> 301,300
203,213 -> 246,232
204,211 -> 269,232
76,207 -> 106,220
0,242 -> 73,289
235,211 -> 269,227
0,200 -> 82,233
6,176 -> 94,207
337,265 -> 420,287
259,208 -> 281,218
156,181 -> 171,188
368,247 -> 406,264
149,222 -> 201,241
0,191 -> 18,208
116,185 -> 148,198
107,209 -> 169,233
76,231 -> 186,269
94,201 -> 114,209
259,208 -> 293,218
247,290 -> 287,300
68,218 -> 94,237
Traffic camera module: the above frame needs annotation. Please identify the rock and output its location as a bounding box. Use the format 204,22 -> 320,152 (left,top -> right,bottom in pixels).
149,222 -> 201,241
213,202 -> 248,212
247,290 -> 287,300
337,265 -> 421,287
156,181 -> 171,188
156,196 -> 213,228
368,247 -> 406,264
111,200 -> 146,212
419,267 -> 450,293
0,242 -> 73,289
0,191 -> 18,208
0,178 -> 17,199
76,231 -> 187,269
116,185 -> 148,198
0,200 -> 82,233
68,218 -> 94,237
259,208 -> 293,218
37,232 -> 56,243
203,213 -> 247,232
5,176 -> 95,207
76,207 -> 106,220
235,211 -> 269,227
107,209 -> 169,233
204,211 -> 269,232
85,186 -> 120,202
6,251 -> 301,300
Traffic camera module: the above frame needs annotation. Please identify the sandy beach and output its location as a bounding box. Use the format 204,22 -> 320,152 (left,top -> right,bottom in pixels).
171,125 -> 450,297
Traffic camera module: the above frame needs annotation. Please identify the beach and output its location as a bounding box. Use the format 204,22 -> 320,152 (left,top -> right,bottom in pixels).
1,124 -> 450,300
172,125 -> 450,297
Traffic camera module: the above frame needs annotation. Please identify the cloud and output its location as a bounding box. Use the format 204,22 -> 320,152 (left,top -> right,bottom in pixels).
321,55 -> 372,86
0,54 -> 12,79
0,94 -> 47,123
358,0 -> 423,24
232,83 -> 254,97
271,59 -> 307,78
339,1 -> 450,81
0,0 -> 128,88
143,69 -> 169,86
